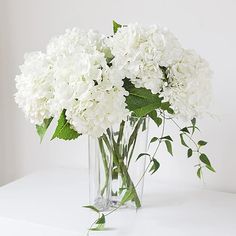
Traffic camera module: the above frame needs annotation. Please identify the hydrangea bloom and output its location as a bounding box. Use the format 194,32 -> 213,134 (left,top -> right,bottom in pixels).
161,49 -> 212,120
48,28 -> 129,137
47,28 -> 104,59
106,23 -> 183,94
15,52 -> 54,125
15,24 -> 212,138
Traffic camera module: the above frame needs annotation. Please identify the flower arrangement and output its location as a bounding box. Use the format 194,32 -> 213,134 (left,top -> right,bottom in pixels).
15,21 -> 214,231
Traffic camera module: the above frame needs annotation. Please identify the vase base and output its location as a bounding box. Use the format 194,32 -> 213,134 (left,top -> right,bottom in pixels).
110,199 -> 136,209
93,197 -> 139,212
93,197 -> 110,212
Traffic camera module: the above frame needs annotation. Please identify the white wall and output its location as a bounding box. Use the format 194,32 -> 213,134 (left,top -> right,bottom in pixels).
0,0 -> 235,192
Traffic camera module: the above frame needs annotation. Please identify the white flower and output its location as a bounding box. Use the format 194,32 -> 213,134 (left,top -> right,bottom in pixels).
15,25 -> 212,138
106,23 -> 183,94
15,52 -> 54,125
50,28 -> 129,137
161,49 -> 212,120
65,74 -> 129,137
47,28 -> 104,59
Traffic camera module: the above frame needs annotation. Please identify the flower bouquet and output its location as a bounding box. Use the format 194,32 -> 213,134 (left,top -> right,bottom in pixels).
15,21 -> 214,231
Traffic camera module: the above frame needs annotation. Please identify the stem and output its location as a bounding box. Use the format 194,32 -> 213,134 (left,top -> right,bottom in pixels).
98,137 -> 109,196
127,119 -> 143,167
87,116 -> 167,233
111,134 -> 141,208
104,116 -> 166,216
168,116 -> 205,181
153,115 -> 166,157
117,120 -> 125,145
170,118 -> 199,150
102,125 -> 142,208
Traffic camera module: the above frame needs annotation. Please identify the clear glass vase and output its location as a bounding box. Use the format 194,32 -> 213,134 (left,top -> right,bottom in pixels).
88,116 -> 149,211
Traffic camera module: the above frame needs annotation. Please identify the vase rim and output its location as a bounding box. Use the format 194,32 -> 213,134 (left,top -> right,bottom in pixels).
126,114 -> 149,121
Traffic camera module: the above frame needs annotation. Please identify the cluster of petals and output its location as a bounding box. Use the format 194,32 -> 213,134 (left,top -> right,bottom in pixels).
15,24 -> 212,137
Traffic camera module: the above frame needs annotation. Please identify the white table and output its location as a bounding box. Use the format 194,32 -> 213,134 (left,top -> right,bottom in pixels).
0,168 -> 235,236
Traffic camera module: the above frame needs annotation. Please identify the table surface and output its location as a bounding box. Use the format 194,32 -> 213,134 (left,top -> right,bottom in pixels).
0,168 -> 235,236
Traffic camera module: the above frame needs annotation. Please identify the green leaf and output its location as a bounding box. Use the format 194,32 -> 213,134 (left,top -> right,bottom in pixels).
148,110 -> 162,127
128,119 -> 142,150
180,127 -> 190,134
188,125 -> 200,133
83,205 -> 100,213
206,165 -> 216,173
113,20 -> 122,33
160,135 -> 173,141
117,120 -> 125,144
149,158 -> 160,174
90,224 -> 105,231
180,134 -> 188,147
91,214 -> 106,231
191,118 -> 196,126
124,79 -> 162,117
159,101 -> 174,114
198,140 -> 208,146
36,117 -> 53,143
96,214 -> 105,224
165,140 -> 173,156
187,148 -> 193,158
167,107 -> 174,114
136,153 -> 150,161
121,190 -> 134,205
191,118 -> 196,134
199,153 -> 211,166
51,109 -> 81,141
160,102 -> 170,110
150,137 -> 158,143
197,167 -> 202,179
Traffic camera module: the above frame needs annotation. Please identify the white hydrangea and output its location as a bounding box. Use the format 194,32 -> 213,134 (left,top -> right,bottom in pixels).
15,52 -> 54,125
49,28 -> 129,137
161,49 -> 212,120
65,74 -> 129,137
15,25 -> 212,137
47,28 -> 104,59
106,23 -> 183,94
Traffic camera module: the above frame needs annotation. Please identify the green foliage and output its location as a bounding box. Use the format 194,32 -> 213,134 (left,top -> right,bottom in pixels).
160,135 -> 173,141
150,137 -> 158,143
36,117 -> 53,143
160,102 -> 174,114
199,153 -> 211,166
136,153 -> 150,161
187,148 -> 193,158
149,158 -> 160,174
197,167 -> 202,179
191,118 -> 197,134
83,205 -> 100,213
96,214 -> 105,224
91,214 -> 106,231
121,190 -> 134,205
180,134 -> 189,147
165,140 -> 173,156
191,118 -> 196,126
180,127 -> 190,134
51,109 -> 81,141
198,140 -> 208,146
128,119 -> 143,150
206,165 -> 216,173
148,110 -> 162,127
176,121 -> 215,178
124,79 -> 162,117
113,20 -> 122,33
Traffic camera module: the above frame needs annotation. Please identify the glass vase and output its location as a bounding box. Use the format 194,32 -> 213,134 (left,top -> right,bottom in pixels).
88,116 -> 149,211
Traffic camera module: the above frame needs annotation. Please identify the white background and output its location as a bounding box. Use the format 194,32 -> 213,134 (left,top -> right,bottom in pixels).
0,0 -> 235,192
